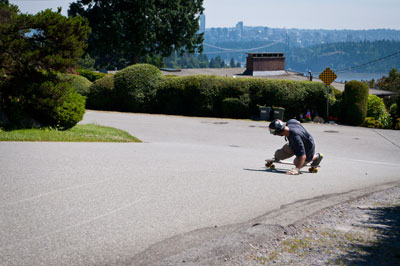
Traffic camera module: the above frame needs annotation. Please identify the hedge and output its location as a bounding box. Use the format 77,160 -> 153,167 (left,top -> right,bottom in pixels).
86,64 -> 334,120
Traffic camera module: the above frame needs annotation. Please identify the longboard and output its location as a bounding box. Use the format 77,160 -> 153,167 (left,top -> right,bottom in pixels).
265,159 -> 320,173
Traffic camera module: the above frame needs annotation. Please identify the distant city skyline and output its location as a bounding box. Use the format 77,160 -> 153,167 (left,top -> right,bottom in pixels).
9,0 -> 400,30
203,0 -> 400,30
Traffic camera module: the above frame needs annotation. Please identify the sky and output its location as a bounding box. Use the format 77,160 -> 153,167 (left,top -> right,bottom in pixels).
9,0 -> 400,30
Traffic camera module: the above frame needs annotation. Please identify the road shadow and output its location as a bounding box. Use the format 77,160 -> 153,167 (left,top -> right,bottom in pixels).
244,168 -> 314,175
243,168 -> 288,174
334,205 -> 400,265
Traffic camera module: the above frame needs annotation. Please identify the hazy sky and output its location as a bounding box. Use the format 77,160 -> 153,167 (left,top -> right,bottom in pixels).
9,0 -> 400,30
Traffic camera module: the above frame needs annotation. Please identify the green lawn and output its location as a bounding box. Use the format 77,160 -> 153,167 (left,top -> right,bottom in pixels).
0,124 -> 141,142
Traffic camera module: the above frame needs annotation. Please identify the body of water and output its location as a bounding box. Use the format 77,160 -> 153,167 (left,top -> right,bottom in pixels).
335,72 -> 387,83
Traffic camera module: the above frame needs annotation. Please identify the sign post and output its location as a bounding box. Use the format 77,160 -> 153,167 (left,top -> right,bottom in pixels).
318,67 -> 337,121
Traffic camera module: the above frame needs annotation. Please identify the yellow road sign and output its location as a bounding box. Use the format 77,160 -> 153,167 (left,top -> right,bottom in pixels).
319,67 -> 337,86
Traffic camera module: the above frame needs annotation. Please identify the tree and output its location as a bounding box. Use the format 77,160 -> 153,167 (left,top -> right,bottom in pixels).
0,4 -> 90,78
0,3 -> 90,129
229,58 -> 236,68
376,68 -> 400,92
68,0 -> 204,69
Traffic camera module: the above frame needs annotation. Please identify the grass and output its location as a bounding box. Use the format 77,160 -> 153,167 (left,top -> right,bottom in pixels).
0,124 -> 141,142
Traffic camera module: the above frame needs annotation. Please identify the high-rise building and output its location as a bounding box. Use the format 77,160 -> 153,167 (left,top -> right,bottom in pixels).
236,21 -> 243,37
200,14 -> 206,33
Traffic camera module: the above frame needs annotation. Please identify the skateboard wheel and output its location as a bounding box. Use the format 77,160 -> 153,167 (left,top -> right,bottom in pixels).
270,164 -> 275,169
309,167 -> 318,173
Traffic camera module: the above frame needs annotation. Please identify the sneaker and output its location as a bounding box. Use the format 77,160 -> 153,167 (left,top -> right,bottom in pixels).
311,153 -> 323,167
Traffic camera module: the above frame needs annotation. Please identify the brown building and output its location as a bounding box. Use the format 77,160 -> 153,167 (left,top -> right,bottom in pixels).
244,53 -> 285,76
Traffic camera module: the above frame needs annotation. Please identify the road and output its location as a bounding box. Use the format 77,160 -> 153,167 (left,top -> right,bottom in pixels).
1,110 -> 400,265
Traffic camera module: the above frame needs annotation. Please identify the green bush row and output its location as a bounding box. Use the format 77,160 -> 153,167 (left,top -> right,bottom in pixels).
76,69 -> 107,82
86,64 -> 334,120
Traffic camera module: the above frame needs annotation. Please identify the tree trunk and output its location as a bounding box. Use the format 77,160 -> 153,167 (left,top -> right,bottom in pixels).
132,55 -> 140,64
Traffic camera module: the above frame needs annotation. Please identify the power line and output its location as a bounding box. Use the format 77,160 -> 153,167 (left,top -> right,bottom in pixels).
334,50 -> 400,73
202,41 -> 282,54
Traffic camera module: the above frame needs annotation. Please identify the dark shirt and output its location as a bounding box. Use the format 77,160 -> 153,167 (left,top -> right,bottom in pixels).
286,119 -> 315,161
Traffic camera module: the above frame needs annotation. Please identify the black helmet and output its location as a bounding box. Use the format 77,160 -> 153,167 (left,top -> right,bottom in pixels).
269,119 -> 285,135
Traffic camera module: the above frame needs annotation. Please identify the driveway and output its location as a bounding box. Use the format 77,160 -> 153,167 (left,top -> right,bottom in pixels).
1,110 -> 399,265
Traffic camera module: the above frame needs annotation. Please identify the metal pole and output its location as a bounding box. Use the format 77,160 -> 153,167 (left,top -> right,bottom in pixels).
326,85 -> 329,121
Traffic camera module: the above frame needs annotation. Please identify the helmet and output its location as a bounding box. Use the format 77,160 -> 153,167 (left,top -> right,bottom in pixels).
269,119 -> 285,135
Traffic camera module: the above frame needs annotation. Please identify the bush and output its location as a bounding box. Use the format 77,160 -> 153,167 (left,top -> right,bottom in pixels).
59,74 -> 92,96
114,64 -> 164,112
76,69 -> 107,82
342,81 -> 369,126
367,94 -> 392,128
52,90 -> 86,129
2,71 -> 86,130
362,117 -> 383,128
26,77 -> 86,130
86,75 -> 115,110
390,103 -> 398,121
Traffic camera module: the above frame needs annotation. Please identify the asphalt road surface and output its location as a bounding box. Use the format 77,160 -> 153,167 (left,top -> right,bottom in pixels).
1,110 -> 400,265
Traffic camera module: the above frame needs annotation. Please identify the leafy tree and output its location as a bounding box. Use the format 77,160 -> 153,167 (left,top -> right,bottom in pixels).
376,68 -> 400,92
68,0 -> 204,69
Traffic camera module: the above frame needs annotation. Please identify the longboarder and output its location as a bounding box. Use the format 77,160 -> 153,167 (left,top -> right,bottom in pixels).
267,119 -> 323,175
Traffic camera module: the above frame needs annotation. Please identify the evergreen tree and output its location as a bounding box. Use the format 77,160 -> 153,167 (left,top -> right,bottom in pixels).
230,58 -> 236,68
0,2 -> 90,129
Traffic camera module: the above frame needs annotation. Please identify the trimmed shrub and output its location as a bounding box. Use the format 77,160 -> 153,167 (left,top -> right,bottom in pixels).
361,117 -> 383,128
76,69 -> 107,82
27,78 -> 86,130
59,74 -> 92,96
2,71 -> 86,130
367,94 -> 392,129
52,90 -> 86,129
114,64 -> 164,112
342,81 -> 369,126
86,74 -> 115,110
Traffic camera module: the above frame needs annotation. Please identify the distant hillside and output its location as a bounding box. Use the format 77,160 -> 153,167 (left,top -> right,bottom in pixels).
286,40 -> 400,73
202,27 -> 400,73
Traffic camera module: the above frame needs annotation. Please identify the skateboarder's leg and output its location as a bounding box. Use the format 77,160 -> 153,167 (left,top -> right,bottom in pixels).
311,153 -> 324,166
274,143 -> 294,161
